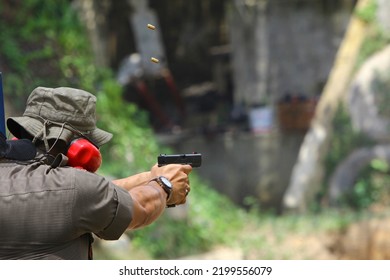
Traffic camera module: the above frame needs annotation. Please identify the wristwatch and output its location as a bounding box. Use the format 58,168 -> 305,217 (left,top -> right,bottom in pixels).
150,176 -> 173,201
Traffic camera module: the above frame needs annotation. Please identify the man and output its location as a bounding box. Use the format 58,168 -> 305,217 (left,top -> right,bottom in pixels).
0,86 -> 192,259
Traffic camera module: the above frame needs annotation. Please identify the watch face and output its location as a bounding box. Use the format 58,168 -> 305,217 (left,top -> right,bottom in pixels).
160,176 -> 172,188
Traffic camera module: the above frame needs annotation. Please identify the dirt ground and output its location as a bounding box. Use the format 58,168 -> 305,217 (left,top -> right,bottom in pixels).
182,217 -> 390,260
181,232 -> 336,260
96,210 -> 390,260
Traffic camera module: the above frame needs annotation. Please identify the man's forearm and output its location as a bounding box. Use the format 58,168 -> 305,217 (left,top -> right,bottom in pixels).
127,181 -> 167,230
113,171 -> 152,191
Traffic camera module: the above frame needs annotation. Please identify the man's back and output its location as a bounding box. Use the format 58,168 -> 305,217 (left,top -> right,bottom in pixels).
0,159 -> 133,259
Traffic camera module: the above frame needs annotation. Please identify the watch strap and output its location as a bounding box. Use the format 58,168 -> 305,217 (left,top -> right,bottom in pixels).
150,176 -> 172,201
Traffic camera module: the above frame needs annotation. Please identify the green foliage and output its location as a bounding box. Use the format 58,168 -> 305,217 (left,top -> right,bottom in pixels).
130,175 -> 246,259
95,79 -> 160,176
0,0 -> 158,176
357,28 -> 390,69
355,0 -> 377,23
0,0 -> 84,110
321,105 -> 373,210
355,0 -> 390,69
324,76 -> 390,211
341,159 -> 390,210
342,67 -> 390,211
324,105 -> 372,182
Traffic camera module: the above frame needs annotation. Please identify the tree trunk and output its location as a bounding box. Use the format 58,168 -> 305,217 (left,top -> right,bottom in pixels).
73,0 -> 111,67
229,0 -> 269,108
282,0 -> 369,212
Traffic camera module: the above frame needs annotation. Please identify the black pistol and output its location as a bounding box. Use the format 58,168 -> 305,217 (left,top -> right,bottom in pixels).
158,153 -> 202,167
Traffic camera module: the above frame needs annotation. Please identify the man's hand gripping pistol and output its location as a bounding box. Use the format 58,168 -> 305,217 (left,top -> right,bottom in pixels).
155,153 -> 201,207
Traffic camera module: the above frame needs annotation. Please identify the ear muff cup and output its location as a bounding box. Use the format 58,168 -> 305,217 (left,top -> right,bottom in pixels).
67,138 -> 102,173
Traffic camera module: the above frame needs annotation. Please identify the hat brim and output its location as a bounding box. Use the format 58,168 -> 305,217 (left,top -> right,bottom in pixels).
7,117 -> 113,147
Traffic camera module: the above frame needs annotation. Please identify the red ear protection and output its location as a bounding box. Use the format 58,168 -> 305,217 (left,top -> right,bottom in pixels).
66,138 -> 102,173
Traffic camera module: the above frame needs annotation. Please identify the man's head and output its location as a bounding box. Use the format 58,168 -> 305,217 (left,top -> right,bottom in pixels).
7,87 -> 112,149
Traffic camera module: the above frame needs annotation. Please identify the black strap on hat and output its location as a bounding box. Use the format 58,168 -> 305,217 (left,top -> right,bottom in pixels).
0,134 -> 36,160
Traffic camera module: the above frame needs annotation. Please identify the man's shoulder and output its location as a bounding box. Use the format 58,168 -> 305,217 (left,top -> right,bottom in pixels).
0,161 -> 76,194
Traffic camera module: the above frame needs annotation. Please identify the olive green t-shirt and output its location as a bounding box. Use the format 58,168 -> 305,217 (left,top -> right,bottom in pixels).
0,160 -> 133,259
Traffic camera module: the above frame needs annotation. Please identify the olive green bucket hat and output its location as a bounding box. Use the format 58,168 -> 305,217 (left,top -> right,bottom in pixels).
7,87 -> 113,147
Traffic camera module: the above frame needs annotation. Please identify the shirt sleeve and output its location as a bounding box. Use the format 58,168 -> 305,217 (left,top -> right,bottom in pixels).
72,169 -> 133,240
